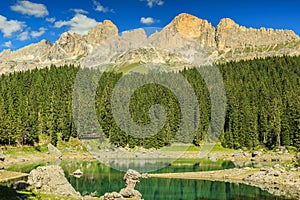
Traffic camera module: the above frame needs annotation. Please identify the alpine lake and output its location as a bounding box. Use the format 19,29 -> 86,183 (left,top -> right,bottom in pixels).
60,159 -> 287,200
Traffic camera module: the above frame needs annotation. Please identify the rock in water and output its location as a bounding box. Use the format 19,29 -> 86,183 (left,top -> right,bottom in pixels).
47,143 -> 62,159
119,169 -> 142,199
103,192 -> 125,200
27,165 -> 81,197
102,169 -> 145,200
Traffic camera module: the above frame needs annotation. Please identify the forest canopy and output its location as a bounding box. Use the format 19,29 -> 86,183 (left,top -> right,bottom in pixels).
0,56 -> 299,150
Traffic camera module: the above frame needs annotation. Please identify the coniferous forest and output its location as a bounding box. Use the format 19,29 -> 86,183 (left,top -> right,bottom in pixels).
0,56 -> 299,150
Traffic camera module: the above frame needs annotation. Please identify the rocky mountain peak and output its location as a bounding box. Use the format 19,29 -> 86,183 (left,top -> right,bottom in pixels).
87,19 -> 118,45
0,13 -> 299,74
217,18 -> 239,29
164,13 -> 216,48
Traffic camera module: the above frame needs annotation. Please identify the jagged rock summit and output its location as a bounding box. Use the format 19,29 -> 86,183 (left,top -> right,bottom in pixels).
0,13 -> 299,74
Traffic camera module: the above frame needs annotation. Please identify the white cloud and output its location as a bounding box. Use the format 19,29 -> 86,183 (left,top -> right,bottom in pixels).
93,0 -> 114,13
18,31 -> 29,41
3,41 -> 12,48
142,0 -> 164,8
0,15 -> 25,37
11,1 -> 49,18
54,14 -> 98,35
71,9 -> 89,14
46,17 -> 56,23
31,27 -> 47,38
140,17 -> 159,25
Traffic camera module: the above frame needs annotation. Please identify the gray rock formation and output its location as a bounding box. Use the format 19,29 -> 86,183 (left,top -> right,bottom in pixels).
47,143 -> 62,159
119,169 -> 143,199
102,169 -> 146,200
244,164 -> 300,198
103,192 -> 125,200
0,13 -> 299,73
27,165 -> 81,197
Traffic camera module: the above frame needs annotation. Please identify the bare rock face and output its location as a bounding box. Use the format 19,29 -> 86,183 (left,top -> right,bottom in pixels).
27,165 -> 81,198
87,20 -> 118,45
216,18 -> 300,50
49,32 -> 89,61
0,13 -> 300,74
164,13 -> 216,48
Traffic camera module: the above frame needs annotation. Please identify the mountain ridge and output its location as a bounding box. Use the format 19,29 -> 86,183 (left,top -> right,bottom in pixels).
0,13 -> 299,73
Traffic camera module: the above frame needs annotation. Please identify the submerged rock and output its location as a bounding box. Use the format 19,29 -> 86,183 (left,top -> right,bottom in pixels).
27,165 -> 81,198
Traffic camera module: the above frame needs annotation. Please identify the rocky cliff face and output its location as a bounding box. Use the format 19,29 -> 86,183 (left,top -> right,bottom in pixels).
0,20 -> 119,73
0,13 -> 299,73
216,18 -> 299,50
164,13 -> 216,49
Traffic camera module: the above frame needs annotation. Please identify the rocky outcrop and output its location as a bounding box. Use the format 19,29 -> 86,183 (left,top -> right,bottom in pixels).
164,13 -> 216,48
27,165 -> 81,197
102,169 -> 147,200
244,164 -> 300,199
0,13 -> 299,73
0,19 -> 119,73
87,20 -> 118,45
216,18 -> 299,50
47,143 -> 62,159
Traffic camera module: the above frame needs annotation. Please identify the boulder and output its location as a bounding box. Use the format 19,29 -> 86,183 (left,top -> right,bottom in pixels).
27,165 -> 81,197
47,143 -> 62,159
208,154 -> 218,162
103,192 -> 125,200
119,169 -> 142,199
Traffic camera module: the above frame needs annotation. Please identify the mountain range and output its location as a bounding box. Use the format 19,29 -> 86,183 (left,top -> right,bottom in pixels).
0,13 -> 299,73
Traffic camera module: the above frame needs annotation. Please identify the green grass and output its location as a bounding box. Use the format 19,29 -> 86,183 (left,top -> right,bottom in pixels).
2,145 -> 48,156
118,62 -> 148,74
6,162 -> 46,173
57,137 -> 88,154
160,143 -> 237,153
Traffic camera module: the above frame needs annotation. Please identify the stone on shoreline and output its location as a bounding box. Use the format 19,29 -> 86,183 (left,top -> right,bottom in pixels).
47,143 -> 62,159
27,165 -> 81,198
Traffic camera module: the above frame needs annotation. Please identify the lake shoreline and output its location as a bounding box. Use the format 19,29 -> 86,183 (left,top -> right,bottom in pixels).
149,166 -> 300,200
1,143 -> 299,199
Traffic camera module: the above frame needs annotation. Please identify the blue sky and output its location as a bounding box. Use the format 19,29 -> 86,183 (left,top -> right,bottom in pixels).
0,0 -> 299,52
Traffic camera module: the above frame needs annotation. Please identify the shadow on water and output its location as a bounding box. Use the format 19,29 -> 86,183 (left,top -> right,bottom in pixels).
0,184 -> 32,200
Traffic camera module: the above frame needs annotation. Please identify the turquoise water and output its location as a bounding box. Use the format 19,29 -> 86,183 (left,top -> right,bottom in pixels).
62,160 -> 288,200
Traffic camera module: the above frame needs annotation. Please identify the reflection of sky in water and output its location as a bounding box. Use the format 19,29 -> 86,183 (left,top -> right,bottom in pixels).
63,161 -> 284,200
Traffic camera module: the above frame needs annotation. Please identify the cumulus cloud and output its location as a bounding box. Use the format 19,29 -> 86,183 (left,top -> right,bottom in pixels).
3,41 -> 12,48
18,31 -> 29,41
46,17 -> 56,23
92,0 -> 114,13
71,9 -> 89,14
0,15 -> 25,37
11,0 -> 49,18
140,17 -> 159,25
142,0 -> 164,8
31,27 -> 47,38
54,14 -> 98,35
